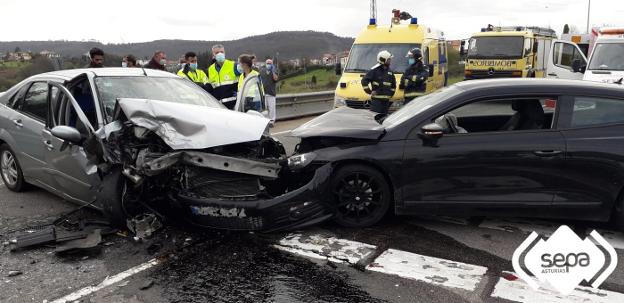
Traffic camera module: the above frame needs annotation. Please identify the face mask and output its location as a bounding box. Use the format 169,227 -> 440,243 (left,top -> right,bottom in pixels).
266,64 -> 273,70
159,59 -> 167,66
122,62 -> 128,68
216,53 -> 226,63
190,63 -> 198,70
237,64 -> 244,74
408,58 -> 416,65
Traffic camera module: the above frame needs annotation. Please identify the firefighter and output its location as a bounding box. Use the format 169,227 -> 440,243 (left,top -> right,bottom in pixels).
361,50 -> 396,114
400,48 -> 429,104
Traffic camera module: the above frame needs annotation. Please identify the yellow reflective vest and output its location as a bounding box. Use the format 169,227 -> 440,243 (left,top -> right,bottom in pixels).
208,60 -> 238,88
237,70 -> 260,92
177,68 -> 208,84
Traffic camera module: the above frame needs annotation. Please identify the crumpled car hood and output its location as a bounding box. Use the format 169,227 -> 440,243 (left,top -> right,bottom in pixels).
290,107 -> 386,140
117,98 -> 270,150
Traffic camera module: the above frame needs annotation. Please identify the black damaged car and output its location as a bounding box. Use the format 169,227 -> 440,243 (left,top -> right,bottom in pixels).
286,78 -> 624,229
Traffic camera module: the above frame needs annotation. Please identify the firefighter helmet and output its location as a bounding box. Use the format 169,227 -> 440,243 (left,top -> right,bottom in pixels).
377,50 -> 393,64
406,48 -> 423,59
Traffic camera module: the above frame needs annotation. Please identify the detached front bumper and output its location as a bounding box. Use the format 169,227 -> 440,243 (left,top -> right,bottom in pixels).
172,164 -> 334,232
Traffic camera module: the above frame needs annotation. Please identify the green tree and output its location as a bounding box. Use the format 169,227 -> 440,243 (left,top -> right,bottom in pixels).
563,24 -> 570,34
14,47 -> 21,53
311,75 -> 317,86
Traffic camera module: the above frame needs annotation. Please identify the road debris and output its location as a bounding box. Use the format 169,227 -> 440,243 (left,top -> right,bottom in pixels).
7,270 -> 22,277
140,280 -> 155,290
127,214 -> 162,241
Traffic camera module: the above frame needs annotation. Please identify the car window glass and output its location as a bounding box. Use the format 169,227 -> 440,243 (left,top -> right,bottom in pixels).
440,97 -> 557,134
554,43 -> 576,68
49,87 -> 62,127
55,92 -> 90,138
19,82 -> 48,121
240,77 -> 265,112
570,97 -> 624,127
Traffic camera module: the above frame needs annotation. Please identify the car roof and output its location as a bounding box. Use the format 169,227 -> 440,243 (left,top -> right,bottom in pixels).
453,78 -> 624,96
35,67 -> 179,81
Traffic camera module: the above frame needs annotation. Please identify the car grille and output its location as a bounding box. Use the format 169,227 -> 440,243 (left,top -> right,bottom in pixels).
467,70 -> 522,79
346,100 -> 371,109
195,216 -> 265,230
185,167 -> 262,198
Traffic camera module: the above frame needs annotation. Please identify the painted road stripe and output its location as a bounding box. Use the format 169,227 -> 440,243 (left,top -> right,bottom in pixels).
275,233 -> 377,264
271,129 -> 293,136
367,249 -> 488,291
492,271 -> 624,303
49,259 -> 159,303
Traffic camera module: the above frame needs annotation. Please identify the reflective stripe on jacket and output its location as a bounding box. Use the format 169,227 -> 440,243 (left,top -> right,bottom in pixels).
208,60 -> 238,88
177,67 -> 208,84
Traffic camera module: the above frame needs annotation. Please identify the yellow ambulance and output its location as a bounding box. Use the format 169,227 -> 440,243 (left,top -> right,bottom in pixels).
334,15 -> 448,110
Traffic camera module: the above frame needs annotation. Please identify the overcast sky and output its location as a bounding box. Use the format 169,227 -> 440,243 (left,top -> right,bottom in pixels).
0,0 -> 622,43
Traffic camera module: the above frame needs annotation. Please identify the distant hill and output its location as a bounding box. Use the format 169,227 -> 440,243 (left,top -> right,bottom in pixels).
0,31 -> 354,60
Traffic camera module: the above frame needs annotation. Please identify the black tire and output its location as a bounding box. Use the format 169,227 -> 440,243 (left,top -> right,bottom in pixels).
330,164 -> 391,228
98,167 -> 128,228
0,143 -> 27,192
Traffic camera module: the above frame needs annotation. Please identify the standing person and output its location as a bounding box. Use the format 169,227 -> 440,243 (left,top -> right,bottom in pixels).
86,47 -> 104,68
177,51 -> 210,91
237,54 -> 261,112
259,59 -> 279,126
144,51 -> 167,70
122,54 -> 139,68
399,48 -> 429,104
207,44 -> 241,109
361,50 -> 396,114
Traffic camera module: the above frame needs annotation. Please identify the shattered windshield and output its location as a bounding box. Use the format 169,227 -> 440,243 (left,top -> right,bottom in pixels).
588,43 -> 624,71
94,76 -> 223,118
468,36 -> 524,59
345,43 -> 421,73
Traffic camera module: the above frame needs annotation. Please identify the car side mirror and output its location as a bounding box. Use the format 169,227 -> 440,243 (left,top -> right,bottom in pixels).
460,41 -> 466,57
418,123 -> 444,147
51,126 -> 82,144
428,64 -> 435,77
572,59 -> 586,73
335,62 -> 342,76
532,41 -> 539,53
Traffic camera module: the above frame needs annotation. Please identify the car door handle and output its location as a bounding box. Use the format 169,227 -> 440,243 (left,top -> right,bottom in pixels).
43,140 -> 54,150
12,119 -> 23,127
533,150 -> 562,157
548,73 -> 558,77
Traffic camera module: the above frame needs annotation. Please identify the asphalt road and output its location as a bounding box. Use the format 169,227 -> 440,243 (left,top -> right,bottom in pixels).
1,115 -> 624,303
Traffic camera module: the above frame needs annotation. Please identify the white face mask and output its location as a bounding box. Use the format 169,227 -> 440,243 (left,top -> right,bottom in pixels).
122,62 -> 128,68
159,59 -> 167,66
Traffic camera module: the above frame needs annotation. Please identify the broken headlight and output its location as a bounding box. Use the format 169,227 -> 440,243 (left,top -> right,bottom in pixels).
287,152 -> 317,169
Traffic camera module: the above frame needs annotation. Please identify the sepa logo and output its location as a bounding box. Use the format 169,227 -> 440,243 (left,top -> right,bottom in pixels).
512,225 -> 617,295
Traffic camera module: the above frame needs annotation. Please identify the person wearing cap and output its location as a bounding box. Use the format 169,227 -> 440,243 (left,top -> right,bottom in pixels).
260,59 -> 279,126
361,50 -> 397,114
400,48 -> 429,104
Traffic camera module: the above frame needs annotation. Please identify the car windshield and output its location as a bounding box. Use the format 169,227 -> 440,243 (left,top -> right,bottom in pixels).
588,43 -> 624,71
345,43 -> 421,74
94,76 -> 223,118
468,36 -> 524,59
383,86 -> 461,127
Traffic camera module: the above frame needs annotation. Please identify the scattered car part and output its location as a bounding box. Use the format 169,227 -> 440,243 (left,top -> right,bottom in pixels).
127,214 -> 163,240
55,229 -> 102,254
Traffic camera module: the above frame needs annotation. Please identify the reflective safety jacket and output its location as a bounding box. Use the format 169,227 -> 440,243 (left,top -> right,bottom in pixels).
177,65 -> 208,84
400,60 -> 429,98
361,65 -> 397,100
208,60 -> 239,101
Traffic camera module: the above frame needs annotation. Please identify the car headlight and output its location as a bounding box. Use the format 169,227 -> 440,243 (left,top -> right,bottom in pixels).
287,152 -> 317,169
334,96 -> 346,108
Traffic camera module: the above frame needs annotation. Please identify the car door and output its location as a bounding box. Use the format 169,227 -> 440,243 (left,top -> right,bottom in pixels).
402,97 -> 567,208
547,40 -> 587,80
234,74 -> 268,117
6,81 -> 54,186
40,82 -> 100,204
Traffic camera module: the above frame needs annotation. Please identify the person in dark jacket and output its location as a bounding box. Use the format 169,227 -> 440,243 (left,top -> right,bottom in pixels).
144,51 -> 167,70
400,48 -> 429,105
361,50 -> 396,114
122,54 -> 139,68
86,47 -> 104,68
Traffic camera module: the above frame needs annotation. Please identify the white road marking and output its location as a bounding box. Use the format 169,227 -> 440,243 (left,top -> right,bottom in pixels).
49,259 -> 159,303
275,233 -> 377,264
271,129 -> 293,136
492,271 -> 624,303
597,229 -> 624,250
367,249 -> 488,291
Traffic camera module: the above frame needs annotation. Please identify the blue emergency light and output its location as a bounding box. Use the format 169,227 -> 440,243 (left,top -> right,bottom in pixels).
410,18 -> 418,24
370,18 -> 376,25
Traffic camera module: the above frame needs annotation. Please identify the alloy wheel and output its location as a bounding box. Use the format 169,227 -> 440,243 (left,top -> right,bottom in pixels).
334,172 -> 384,224
1,150 -> 19,187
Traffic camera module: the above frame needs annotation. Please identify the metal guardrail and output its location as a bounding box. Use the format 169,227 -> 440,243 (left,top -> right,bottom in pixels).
275,90 -> 335,120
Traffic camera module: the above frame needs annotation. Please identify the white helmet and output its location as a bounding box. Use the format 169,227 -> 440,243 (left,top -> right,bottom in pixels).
377,50 -> 393,64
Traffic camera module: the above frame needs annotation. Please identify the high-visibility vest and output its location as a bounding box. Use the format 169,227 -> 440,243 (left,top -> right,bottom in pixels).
177,68 -> 208,84
207,60 -> 238,88
237,70 -> 260,92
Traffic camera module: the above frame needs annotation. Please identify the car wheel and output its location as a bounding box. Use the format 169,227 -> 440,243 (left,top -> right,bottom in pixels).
0,144 -> 27,192
99,167 -> 129,228
331,164 -> 391,228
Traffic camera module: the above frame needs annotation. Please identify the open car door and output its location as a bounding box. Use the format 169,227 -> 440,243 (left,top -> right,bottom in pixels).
233,74 -> 268,118
547,40 -> 588,80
